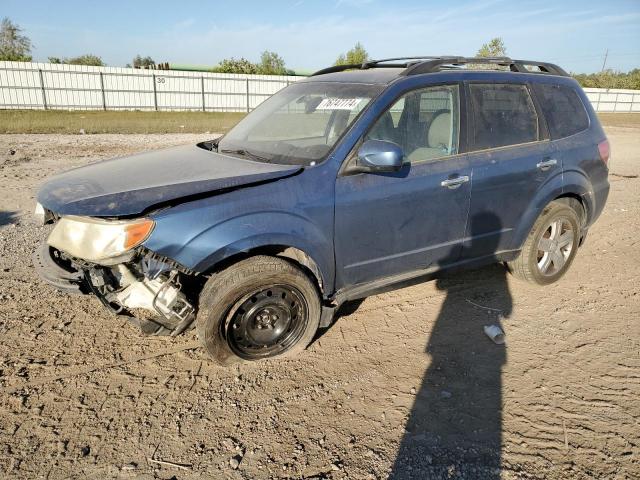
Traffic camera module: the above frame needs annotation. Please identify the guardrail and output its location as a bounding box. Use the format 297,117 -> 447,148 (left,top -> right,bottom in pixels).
1,61 -> 638,113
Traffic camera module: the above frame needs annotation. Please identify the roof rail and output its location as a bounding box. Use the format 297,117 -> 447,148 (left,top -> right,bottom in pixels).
310,56 -> 458,76
310,56 -> 569,77
401,57 -> 569,76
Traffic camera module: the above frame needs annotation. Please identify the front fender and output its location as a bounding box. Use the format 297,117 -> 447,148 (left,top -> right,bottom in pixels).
510,170 -> 594,251
145,210 -> 334,292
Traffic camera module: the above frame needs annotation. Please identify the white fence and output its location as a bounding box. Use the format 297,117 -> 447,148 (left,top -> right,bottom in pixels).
583,88 -> 640,112
0,61 -> 305,112
0,61 -> 638,113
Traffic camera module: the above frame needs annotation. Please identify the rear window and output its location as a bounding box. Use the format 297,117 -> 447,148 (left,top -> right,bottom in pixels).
469,84 -> 539,150
533,84 -> 589,139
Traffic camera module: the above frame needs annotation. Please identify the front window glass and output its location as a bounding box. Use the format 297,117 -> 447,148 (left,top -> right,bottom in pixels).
218,82 -> 382,165
365,84 -> 460,163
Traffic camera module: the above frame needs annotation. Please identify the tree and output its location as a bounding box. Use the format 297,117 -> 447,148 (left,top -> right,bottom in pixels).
334,42 -> 369,66
476,38 -> 507,58
132,54 -> 155,68
48,57 -> 62,64
0,17 -> 32,62
214,57 -> 258,74
258,50 -> 287,75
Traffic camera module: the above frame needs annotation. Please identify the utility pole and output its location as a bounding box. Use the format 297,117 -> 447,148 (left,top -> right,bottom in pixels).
601,48 -> 609,72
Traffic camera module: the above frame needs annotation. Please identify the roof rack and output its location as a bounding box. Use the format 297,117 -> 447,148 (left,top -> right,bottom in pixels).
310,56 -> 569,77
310,56 -> 455,76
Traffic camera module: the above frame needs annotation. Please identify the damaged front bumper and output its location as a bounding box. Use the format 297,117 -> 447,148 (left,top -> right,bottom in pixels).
33,242 -> 198,336
33,243 -> 85,294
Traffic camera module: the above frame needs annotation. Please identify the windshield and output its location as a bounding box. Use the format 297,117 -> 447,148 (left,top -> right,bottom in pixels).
217,82 -> 383,165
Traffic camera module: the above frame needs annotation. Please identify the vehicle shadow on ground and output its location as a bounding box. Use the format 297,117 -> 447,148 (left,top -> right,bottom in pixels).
0,210 -> 19,227
388,212 -> 511,479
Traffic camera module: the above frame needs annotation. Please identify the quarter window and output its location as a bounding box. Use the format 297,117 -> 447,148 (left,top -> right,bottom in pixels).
533,84 -> 589,139
365,85 -> 460,163
469,84 -> 539,150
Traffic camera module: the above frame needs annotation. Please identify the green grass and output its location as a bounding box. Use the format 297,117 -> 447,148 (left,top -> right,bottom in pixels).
0,110 -> 246,134
0,109 -> 637,135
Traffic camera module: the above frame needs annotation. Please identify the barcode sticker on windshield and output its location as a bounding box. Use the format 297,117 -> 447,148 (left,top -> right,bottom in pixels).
316,98 -> 362,110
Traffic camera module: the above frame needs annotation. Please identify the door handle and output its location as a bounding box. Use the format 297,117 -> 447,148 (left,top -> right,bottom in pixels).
536,158 -> 558,171
441,175 -> 470,189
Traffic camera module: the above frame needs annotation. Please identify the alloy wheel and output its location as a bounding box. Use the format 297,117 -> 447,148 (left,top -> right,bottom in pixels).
536,217 -> 575,276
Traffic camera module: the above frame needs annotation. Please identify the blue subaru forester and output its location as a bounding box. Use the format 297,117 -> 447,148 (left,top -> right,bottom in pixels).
34,56 -> 610,365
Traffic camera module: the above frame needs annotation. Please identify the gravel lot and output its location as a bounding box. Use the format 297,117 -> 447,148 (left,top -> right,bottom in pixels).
0,130 -> 638,479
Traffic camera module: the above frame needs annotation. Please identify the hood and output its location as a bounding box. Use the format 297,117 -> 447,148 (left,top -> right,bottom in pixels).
37,144 -> 301,217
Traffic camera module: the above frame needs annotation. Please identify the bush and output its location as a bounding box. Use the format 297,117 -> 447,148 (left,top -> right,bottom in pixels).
49,54 -> 105,66
572,69 -> 640,90
214,51 -> 290,75
214,57 -> 258,74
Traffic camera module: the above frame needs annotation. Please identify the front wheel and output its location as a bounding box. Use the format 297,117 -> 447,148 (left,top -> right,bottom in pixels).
507,201 -> 581,285
196,256 -> 321,366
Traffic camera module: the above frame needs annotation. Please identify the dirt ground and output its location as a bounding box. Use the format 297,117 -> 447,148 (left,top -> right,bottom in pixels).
0,130 -> 638,480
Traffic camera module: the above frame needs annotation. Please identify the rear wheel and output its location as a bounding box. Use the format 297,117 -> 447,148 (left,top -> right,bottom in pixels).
196,256 -> 321,366
507,201 -> 580,285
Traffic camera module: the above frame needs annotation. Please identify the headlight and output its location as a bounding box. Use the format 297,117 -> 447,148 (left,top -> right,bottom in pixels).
47,216 -> 155,265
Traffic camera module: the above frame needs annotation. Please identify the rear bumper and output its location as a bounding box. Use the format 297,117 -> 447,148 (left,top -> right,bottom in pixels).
579,226 -> 589,247
590,180 -> 609,226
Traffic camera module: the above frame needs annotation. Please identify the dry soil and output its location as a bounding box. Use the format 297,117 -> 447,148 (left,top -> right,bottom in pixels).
0,131 -> 638,479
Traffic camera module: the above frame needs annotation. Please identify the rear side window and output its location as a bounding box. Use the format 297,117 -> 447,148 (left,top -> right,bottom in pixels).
533,84 -> 589,139
469,84 -> 539,150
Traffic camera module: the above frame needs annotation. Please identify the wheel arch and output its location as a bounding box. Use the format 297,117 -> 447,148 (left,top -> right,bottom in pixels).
147,210 -> 335,298
198,241 -> 328,297
553,194 -> 587,226
510,177 -> 592,251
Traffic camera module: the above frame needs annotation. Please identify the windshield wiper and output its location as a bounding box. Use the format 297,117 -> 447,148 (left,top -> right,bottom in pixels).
220,148 -> 272,163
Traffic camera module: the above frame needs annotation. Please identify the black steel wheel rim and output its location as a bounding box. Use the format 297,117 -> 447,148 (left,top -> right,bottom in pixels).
226,285 -> 308,359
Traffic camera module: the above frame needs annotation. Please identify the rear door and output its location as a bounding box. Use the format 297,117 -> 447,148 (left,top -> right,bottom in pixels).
460,82 -> 556,259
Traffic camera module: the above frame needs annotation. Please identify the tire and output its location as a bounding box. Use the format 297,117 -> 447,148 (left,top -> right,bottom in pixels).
507,201 -> 581,285
196,255 -> 321,366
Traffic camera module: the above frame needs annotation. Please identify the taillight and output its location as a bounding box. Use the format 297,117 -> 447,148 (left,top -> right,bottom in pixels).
598,139 -> 610,166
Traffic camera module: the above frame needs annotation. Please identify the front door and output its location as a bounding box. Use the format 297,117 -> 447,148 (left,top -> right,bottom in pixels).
334,84 -> 471,289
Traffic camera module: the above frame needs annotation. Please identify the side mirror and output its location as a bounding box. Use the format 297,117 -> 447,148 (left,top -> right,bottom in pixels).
356,139 -> 405,172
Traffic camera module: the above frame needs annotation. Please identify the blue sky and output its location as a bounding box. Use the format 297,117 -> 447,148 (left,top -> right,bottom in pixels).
3,0 -> 640,73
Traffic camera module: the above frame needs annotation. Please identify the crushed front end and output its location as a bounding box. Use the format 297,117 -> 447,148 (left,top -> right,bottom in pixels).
33,207 -> 199,336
